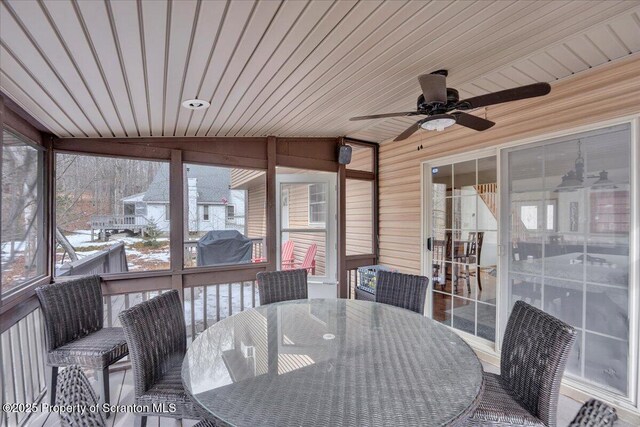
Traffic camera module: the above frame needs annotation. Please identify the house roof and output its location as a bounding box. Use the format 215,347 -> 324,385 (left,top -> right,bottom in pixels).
143,164 -> 230,203
122,192 -> 145,203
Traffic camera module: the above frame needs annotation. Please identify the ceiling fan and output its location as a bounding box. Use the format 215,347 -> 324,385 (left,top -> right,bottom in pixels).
350,70 -> 551,141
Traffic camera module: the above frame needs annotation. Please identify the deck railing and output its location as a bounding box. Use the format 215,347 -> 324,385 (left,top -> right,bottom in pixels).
1,306 -> 47,427
56,242 -> 128,277
0,281 -> 261,426
90,214 -> 149,230
100,283 -> 258,340
183,281 -> 259,340
1,252 -> 372,426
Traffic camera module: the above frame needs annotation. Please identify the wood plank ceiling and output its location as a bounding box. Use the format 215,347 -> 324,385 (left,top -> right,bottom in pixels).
1,0 -> 639,142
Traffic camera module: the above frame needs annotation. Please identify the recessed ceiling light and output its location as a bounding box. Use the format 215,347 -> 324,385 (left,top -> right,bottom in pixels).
182,99 -> 210,110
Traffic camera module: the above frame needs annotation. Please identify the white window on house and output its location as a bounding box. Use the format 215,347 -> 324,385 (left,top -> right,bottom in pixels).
517,201 -> 556,231
308,183 -> 327,225
203,205 -> 210,221
226,205 -> 235,221
520,205 -> 538,230
165,204 -> 170,221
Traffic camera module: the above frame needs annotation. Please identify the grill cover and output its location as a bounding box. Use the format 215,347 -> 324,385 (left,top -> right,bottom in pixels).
196,230 -> 252,266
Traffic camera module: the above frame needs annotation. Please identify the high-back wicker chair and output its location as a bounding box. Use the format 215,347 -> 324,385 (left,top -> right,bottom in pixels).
55,365 -> 106,426
568,399 -> 617,427
464,300 -> 577,427
36,275 -> 128,412
256,268 -> 308,305
118,290 -> 209,427
374,270 -> 429,315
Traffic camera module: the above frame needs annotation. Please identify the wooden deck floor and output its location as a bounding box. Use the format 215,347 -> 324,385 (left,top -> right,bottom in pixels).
27,361 -> 632,426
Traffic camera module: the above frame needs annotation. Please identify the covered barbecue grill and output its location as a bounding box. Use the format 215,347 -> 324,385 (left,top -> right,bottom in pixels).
196,230 -> 253,266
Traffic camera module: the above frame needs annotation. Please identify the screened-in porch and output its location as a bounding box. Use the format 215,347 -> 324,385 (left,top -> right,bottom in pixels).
2,1 -> 640,426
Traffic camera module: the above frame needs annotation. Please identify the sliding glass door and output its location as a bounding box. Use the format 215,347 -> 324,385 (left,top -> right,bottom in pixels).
502,123 -> 633,397
427,155 -> 498,342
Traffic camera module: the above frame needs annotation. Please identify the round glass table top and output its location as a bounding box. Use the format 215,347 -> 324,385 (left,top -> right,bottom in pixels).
182,299 -> 483,426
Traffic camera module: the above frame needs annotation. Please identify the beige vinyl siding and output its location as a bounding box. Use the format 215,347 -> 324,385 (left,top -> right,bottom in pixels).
347,144 -> 374,172
346,179 -> 374,256
378,56 -> 640,274
231,169 -> 267,262
231,169 -> 265,188
231,169 -> 266,240
246,180 -> 266,240
345,145 -> 375,256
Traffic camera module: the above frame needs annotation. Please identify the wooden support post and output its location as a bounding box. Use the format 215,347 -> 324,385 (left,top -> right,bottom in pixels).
266,136 -> 277,272
169,150 -> 184,298
337,138 -> 348,299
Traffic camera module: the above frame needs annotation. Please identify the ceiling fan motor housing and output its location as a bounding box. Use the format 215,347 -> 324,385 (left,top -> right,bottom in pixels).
417,88 -> 460,114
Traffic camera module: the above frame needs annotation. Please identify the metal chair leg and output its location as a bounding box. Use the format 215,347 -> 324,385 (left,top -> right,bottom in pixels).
46,365 -> 58,406
97,366 -> 110,418
135,415 -> 148,427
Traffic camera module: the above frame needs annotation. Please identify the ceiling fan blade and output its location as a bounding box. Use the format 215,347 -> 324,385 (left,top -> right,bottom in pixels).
394,121 -> 421,141
349,111 -> 421,121
418,73 -> 447,104
457,82 -> 551,109
453,112 -> 495,131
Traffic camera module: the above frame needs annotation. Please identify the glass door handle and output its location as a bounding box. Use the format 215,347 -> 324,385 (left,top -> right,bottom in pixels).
426,237 -> 433,251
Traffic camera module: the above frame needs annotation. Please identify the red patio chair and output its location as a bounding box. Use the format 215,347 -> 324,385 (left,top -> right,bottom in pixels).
296,243 -> 317,275
254,240 -> 295,267
280,240 -> 296,270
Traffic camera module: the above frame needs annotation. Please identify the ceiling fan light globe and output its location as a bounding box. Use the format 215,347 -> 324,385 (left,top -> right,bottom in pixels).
421,117 -> 456,131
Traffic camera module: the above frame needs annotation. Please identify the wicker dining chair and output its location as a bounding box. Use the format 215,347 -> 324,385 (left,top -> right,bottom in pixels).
256,268 -> 308,305
118,290 -> 214,427
568,399 -> 617,427
464,300 -> 577,427
55,365 -> 216,427
374,270 -> 429,315
35,275 -> 128,412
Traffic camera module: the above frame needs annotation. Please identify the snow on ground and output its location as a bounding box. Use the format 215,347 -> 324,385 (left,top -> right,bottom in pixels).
1,240 -> 26,262
133,251 -> 171,263
183,283 -> 259,330
64,230 -> 169,248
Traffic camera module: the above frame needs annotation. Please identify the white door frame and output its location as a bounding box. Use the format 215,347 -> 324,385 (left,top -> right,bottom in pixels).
276,172 -> 337,285
421,148 -> 500,355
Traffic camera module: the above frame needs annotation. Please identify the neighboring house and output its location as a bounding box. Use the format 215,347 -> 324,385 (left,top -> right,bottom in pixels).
122,164 -> 246,235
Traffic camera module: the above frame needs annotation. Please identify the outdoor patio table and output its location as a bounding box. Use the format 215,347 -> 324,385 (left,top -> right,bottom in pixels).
182,299 -> 484,426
